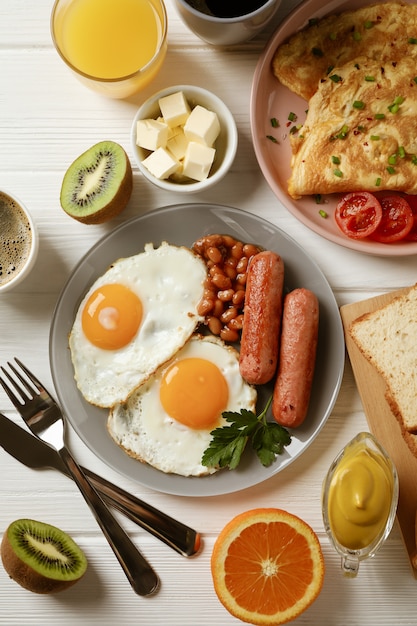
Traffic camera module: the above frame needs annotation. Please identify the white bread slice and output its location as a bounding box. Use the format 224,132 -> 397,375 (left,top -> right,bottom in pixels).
349,284 -> 417,433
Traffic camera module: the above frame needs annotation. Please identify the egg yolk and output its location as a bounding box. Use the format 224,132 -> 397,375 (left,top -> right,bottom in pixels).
159,357 -> 229,430
81,283 -> 143,350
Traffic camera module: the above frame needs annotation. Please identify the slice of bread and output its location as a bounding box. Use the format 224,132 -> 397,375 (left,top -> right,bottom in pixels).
349,283 -> 417,433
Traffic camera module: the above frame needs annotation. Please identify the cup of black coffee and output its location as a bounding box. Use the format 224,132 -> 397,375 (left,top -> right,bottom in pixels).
0,190 -> 39,293
173,0 -> 281,45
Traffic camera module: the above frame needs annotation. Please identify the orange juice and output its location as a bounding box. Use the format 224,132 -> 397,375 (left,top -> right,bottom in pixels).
55,0 -> 163,79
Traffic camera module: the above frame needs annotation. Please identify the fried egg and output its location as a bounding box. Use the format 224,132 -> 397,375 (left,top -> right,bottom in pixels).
107,334 -> 257,477
69,242 -> 207,408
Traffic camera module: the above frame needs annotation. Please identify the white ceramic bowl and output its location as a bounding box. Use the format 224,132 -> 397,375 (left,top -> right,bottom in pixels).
0,189 -> 39,294
130,85 -> 238,193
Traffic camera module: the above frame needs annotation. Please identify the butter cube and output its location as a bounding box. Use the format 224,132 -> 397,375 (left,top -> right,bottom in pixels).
183,105 -> 220,147
182,141 -> 215,181
158,91 -> 191,128
136,119 -> 169,151
142,147 -> 180,180
167,127 -> 188,161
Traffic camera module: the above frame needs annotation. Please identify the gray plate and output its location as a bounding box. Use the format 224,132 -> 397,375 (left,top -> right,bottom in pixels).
49,204 -> 345,496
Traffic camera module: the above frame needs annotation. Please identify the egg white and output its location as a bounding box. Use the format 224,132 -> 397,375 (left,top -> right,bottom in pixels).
107,334 -> 257,477
69,242 -> 207,408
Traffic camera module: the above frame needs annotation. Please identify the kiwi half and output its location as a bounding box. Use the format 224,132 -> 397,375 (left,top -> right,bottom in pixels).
1,519 -> 88,594
60,140 -> 133,224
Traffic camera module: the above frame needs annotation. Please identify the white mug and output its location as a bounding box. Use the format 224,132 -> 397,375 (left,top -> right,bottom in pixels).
173,0 -> 282,46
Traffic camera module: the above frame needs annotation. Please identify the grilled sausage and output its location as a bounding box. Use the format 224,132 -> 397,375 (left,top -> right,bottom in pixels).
239,251 -> 284,385
272,288 -> 319,428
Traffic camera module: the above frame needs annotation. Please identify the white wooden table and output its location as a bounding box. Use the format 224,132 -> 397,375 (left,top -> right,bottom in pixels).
1,1 -> 417,624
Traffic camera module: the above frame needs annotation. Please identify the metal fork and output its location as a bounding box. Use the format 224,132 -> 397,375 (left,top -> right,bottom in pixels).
0,358 -> 159,597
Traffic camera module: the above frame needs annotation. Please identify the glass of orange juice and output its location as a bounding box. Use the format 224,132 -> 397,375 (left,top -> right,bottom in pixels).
51,0 -> 168,99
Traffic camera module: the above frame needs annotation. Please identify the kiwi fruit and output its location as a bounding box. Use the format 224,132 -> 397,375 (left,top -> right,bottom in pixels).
60,140 -> 133,224
1,519 -> 88,594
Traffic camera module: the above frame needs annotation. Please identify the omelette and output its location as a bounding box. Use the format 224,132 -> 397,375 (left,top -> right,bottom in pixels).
272,1 -> 417,101
288,56 -> 417,199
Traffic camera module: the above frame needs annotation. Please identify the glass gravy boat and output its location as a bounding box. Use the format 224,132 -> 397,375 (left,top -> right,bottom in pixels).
322,432 -> 399,577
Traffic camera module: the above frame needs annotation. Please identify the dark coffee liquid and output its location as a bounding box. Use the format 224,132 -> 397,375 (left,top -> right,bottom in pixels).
187,0 -> 267,18
0,192 -> 32,286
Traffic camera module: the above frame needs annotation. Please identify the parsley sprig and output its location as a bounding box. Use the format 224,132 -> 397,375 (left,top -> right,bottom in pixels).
201,397 -> 291,470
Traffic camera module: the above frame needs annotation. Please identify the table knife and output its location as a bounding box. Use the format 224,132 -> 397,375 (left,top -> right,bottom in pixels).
0,412 -> 201,557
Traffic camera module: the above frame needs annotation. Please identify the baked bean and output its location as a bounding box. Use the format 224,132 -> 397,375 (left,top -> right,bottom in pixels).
236,273 -> 247,286
222,235 -> 236,248
218,289 -> 234,302
213,299 -> 225,317
221,306 -> 238,324
236,256 -> 248,273
192,234 -> 262,342
198,297 -> 214,316
208,316 -> 222,336
243,243 -> 260,258
223,264 -> 237,280
231,241 -> 244,259
225,256 -> 237,269
228,314 -> 244,330
207,246 -> 223,264
220,327 -> 240,343
211,273 -> 232,290
232,290 -> 245,306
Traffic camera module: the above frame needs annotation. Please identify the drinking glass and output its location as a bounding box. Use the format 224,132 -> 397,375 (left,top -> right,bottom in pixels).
51,0 -> 168,99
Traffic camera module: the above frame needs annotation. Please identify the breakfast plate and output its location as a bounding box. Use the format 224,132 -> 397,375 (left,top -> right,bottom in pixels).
250,0 -> 417,257
49,204 -> 345,496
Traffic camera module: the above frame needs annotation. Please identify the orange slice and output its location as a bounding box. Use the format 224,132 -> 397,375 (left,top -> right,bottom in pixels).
211,508 -> 325,625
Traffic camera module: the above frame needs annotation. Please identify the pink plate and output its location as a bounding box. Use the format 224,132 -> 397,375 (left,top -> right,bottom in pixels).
250,0 -> 417,256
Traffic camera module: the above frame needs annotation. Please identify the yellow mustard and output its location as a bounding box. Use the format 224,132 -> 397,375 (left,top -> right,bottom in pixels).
327,440 -> 394,550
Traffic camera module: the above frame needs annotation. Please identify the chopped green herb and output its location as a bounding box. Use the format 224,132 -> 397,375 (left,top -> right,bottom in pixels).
336,124 -> 349,139
319,209 -> 328,218
308,18 -> 319,26
331,155 -> 341,164
388,96 -> 405,113
365,75 -> 376,81
364,20 -> 374,28
408,37 -> 417,44
288,111 -> 297,122
201,397 -> 291,470
414,77 -> 417,84
330,74 -> 342,83
398,146 -> 406,158
375,177 -> 382,187
352,31 -> 362,41
388,154 -> 397,165
412,155 -> 417,165
270,117 -> 279,128
387,166 -> 396,174
333,169 -> 343,177
370,135 -> 380,141
329,32 -> 337,41
314,194 -> 323,204
266,135 -> 278,143
353,100 -> 365,109
357,125 -> 366,132
374,113 -> 385,120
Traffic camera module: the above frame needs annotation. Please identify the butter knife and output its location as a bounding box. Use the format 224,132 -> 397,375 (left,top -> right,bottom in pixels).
0,412 -> 201,557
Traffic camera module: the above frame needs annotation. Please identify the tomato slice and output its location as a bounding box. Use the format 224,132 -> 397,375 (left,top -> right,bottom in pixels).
370,195 -> 414,243
335,192 -> 382,239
